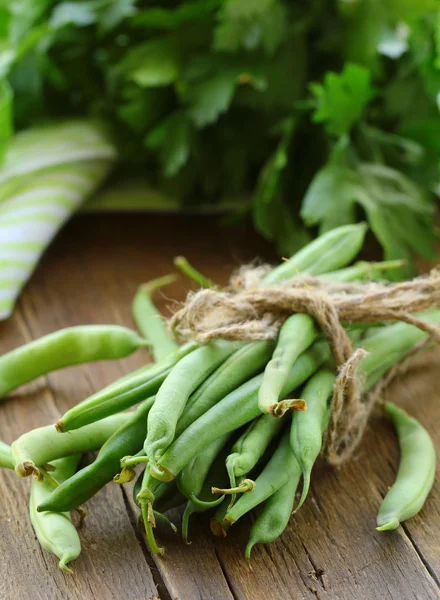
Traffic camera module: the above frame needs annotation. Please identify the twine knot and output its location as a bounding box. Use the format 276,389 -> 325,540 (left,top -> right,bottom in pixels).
170,266 -> 440,465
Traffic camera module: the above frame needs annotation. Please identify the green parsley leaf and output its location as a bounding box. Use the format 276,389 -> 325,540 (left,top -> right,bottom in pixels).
118,38 -> 181,88
186,69 -> 237,127
132,1 -> 221,31
50,2 -> 96,28
145,111 -> 192,177
311,63 -> 375,136
214,0 -> 287,55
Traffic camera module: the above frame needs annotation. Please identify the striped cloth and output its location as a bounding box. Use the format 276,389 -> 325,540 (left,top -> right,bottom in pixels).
0,120 -> 116,319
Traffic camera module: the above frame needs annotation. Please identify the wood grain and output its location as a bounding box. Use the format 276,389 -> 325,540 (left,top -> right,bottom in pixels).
0,213 -> 439,600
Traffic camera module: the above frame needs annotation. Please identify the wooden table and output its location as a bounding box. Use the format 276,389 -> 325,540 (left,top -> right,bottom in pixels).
0,214 -> 439,600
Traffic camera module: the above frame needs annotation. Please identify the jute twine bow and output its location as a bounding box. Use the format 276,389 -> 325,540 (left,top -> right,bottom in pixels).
170,266 -> 440,466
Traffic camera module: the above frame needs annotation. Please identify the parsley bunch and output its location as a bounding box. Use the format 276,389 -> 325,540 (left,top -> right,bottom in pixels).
1,0 -> 439,272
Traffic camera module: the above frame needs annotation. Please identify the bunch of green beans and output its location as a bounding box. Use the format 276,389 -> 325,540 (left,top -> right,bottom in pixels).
0,223 -> 437,574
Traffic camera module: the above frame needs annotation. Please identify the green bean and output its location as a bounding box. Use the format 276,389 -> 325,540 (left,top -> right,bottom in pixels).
177,434 -> 230,508
0,325 -> 149,398
174,256 -> 215,289
210,498 -> 231,538
154,487 -> 185,514
175,341 -> 275,437
245,473 -> 301,563
30,455 -> 82,574
12,412 -> 130,478
361,310 -> 440,388
151,510 -> 178,533
37,398 -> 154,513
224,414 -> 285,499
376,402 -> 436,531
320,260 -> 406,282
133,470 -> 175,509
224,431 -> 301,525
181,443 -> 230,544
145,340 -> 240,475
290,368 -> 335,511
56,341 -> 198,432
114,448 -> 148,484
132,275 -> 178,361
0,440 -> 13,469
262,223 -> 367,285
259,314 -> 317,415
154,340 -> 330,482
138,465 -> 166,555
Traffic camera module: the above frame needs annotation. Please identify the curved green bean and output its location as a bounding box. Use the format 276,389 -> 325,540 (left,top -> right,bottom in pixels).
132,275 -> 178,361
145,340 -> 239,475
224,431 -> 301,525
174,256 -> 215,289
376,402 -> 436,531
30,455 -> 82,574
12,412 -> 130,478
290,368 -> 335,511
245,473 -> 301,563
0,325 -> 149,398
224,414 -> 284,499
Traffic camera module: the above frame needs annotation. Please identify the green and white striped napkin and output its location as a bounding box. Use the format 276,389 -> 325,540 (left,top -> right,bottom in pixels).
0,120 -> 116,319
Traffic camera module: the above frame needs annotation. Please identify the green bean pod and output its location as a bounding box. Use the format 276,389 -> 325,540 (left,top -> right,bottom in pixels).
376,402 -> 436,531
181,443 -> 230,544
12,412 -> 130,478
320,260 -> 405,282
56,341 -> 198,432
154,340 -> 330,482
210,498 -> 232,538
0,325 -> 149,398
37,398 -> 154,513
0,440 -> 13,469
132,275 -> 178,361
361,311 -> 440,388
225,414 -> 285,494
175,340 -> 275,437
177,433 -> 230,507
145,340 -> 239,474
245,473 -> 301,563
30,455 -> 82,574
224,431 -> 301,525
290,368 -> 335,511
133,470 -> 176,509
174,256 -> 215,289
154,488 -> 186,514
258,314 -> 317,415
262,223 -> 367,285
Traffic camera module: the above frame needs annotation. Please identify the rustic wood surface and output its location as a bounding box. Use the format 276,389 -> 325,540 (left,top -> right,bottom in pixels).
0,213 -> 439,600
